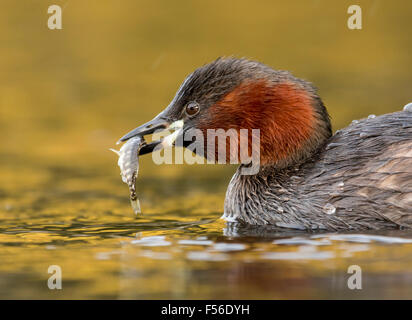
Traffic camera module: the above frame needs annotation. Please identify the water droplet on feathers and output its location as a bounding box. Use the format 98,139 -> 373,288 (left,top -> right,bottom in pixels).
323,203 -> 336,215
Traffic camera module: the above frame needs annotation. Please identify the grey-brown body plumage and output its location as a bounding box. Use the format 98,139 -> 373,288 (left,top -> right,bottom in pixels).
224,111 -> 412,230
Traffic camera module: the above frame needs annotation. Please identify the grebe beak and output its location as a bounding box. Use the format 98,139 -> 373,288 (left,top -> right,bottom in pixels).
117,115 -> 184,156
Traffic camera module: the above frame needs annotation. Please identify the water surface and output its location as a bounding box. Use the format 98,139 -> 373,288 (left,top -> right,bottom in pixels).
1,158 -> 412,299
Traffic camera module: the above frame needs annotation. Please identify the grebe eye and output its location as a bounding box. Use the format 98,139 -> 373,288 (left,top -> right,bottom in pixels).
185,102 -> 200,116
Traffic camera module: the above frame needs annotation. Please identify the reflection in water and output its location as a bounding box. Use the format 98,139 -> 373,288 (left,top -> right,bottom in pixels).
115,228 -> 412,299
2,133 -> 412,300
2,185 -> 412,300
1,1 -> 412,299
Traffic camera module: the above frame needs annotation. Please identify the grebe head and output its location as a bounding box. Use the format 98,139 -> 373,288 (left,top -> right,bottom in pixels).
119,58 -> 332,169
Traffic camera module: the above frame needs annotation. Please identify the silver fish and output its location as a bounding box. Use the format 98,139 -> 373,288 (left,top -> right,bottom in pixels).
111,136 -> 145,214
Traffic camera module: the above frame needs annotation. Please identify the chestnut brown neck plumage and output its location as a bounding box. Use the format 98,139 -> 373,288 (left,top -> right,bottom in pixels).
201,78 -> 332,169
191,59 -> 332,170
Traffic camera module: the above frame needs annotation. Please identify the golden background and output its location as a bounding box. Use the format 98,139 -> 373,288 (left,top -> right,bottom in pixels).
0,0 -> 411,299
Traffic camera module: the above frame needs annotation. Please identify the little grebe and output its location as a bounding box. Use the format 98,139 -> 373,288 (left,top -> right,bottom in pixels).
119,58 -> 412,231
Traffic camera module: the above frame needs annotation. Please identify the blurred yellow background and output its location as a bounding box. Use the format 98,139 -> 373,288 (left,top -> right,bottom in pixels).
0,0 -> 411,299
1,0 -> 411,177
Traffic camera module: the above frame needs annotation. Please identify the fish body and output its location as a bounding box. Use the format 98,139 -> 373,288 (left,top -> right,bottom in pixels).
111,136 -> 145,214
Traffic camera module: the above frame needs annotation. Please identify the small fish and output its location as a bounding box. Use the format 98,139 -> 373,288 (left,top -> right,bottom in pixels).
110,136 -> 146,214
